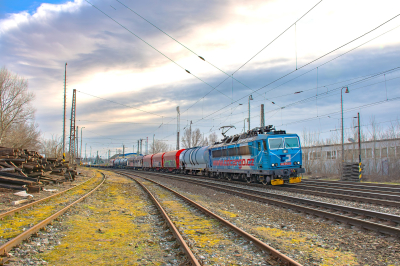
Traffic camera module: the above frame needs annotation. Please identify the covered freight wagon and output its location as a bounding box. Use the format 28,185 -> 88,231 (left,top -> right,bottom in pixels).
163,149 -> 185,173
152,152 -> 165,170
143,154 -> 154,170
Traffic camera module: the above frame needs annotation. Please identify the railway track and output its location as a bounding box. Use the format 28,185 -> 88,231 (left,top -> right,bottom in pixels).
171,172 -> 400,207
0,171 -> 106,265
118,170 -> 302,266
301,179 -> 400,193
284,183 -> 400,204
124,170 -> 400,238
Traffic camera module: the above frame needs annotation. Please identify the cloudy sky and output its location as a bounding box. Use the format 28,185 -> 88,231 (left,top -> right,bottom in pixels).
1,0 -> 400,158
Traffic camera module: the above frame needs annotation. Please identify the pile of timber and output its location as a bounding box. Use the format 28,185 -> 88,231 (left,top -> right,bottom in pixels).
0,147 -> 78,192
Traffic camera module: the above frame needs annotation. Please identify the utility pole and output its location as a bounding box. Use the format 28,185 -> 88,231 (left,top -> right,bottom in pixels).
153,134 -> 155,154
176,106 -> 180,150
62,62 -> 67,160
137,140 -> 139,155
189,120 -> 192,148
140,139 -> 143,155
123,144 -> 125,158
248,95 -> 253,131
260,104 -> 265,127
85,143 -> 87,162
146,137 -> 148,155
69,89 -> 76,162
357,112 -> 362,179
80,127 -> 85,159
76,126 -> 79,159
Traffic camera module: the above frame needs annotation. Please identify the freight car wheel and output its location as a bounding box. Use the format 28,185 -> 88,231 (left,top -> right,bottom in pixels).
246,176 -> 252,183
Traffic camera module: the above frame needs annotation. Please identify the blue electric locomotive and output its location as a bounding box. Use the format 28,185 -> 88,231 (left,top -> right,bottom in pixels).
208,125 -> 304,185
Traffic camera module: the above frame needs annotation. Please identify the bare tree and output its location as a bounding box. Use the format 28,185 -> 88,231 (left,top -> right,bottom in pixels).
40,135 -> 63,158
208,132 -> 219,145
1,121 -> 41,150
181,128 -> 208,148
0,67 -> 36,146
150,139 -> 171,154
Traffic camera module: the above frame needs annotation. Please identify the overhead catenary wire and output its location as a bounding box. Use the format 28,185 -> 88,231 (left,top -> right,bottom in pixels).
178,22 -> 400,126
77,90 -> 171,118
115,0 -> 323,114
194,63 -> 400,127
85,0 -> 232,101
191,14 -> 400,126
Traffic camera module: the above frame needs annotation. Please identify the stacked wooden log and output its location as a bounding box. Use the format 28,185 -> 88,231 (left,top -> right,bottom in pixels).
0,147 -> 78,192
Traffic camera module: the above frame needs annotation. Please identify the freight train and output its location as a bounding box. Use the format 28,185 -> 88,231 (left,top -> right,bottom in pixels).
111,126 -> 304,185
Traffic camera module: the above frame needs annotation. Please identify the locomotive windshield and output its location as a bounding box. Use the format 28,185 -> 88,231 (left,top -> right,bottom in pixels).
284,137 -> 299,148
268,138 -> 283,149
268,137 -> 299,150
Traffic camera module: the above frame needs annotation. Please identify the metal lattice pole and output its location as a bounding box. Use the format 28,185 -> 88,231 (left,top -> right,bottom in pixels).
260,104 -> 265,127
69,89 -> 76,162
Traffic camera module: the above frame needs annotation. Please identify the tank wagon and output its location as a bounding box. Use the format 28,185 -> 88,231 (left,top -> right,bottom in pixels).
180,146 -> 209,175
113,158 -> 127,168
112,126 -> 304,185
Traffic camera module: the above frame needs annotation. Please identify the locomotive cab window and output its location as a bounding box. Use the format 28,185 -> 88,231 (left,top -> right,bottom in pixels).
212,150 -> 222,158
269,138 -> 283,149
285,137 -> 299,148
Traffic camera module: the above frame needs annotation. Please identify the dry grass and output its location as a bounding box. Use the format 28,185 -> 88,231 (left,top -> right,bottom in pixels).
0,170 -> 103,240
39,171 -> 170,265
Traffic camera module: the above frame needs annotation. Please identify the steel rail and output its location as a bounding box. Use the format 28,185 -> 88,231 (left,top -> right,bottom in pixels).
128,176 -> 200,266
289,183 -> 400,199
0,172 -> 107,263
142,171 -> 400,206
270,185 -> 400,207
0,171 -> 98,219
301,180 -> 400,193
128,171 -> 400,237
181,173 -> 400,206
118,171 -> 302,266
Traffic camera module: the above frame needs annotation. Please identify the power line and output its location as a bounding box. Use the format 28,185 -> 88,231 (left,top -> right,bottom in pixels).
116,0 -> 323,115
85,0 -> 232,101
77,90 -> 171,118
192,13 -> 400,125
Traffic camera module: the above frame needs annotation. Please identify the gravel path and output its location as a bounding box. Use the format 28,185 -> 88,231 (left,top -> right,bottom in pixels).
148,174 -> 400,266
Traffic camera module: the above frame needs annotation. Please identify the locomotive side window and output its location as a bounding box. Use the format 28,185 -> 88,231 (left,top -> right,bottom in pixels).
257,142 -> 261,151
285,137 -> 299,148
269,138 -> 283,149
238,146 -> 251,155
229,147 -> 238,156
212,150 -> 222,158
263,140 -> 267,150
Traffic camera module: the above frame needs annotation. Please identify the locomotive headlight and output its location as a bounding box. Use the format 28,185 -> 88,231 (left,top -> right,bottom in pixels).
297,161 -> 301,165
271,163 -> 275,167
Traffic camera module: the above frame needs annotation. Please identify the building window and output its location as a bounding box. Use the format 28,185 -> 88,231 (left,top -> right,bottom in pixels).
381,147 -> 388,158
374,148 -> 380,158
389,147 -> 395,157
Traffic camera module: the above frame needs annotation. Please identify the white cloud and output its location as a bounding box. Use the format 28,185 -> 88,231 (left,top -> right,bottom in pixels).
1,0 -> 400,155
